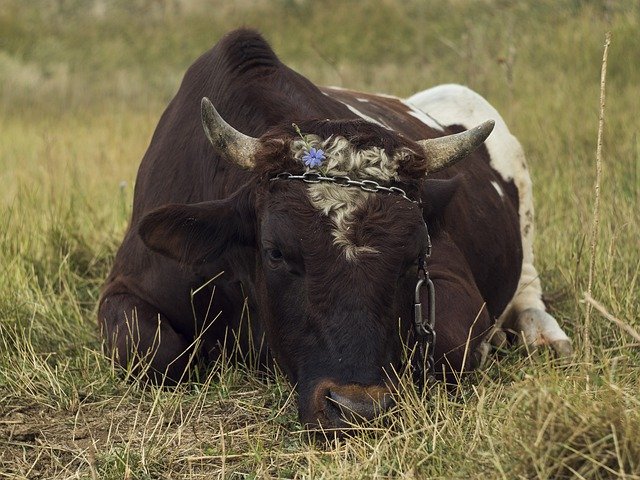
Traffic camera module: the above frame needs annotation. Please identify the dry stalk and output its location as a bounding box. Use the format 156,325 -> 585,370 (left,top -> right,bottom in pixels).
583,293 -> 640,343
584,32 -> 611,362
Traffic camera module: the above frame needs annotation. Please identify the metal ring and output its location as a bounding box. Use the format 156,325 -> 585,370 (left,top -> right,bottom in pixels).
360,180 -> 379,192
332,175 -> 351,186
301,172 -> 321,183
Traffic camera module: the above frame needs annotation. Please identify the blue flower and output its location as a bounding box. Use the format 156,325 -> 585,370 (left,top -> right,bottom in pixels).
302,147 -> 325,168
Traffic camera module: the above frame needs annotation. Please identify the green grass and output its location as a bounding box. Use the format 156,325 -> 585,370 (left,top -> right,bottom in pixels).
1,0 -> 639,478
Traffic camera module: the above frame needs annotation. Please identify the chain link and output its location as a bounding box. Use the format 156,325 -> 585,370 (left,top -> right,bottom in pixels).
271,172 -> 418,204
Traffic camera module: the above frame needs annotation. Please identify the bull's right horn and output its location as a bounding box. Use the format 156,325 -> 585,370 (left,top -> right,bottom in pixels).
201,97 -> 260,169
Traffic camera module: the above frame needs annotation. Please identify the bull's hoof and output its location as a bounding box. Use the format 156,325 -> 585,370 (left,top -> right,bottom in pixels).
515,308 -> 573,358
549,338 -> 573,358
487,326 -> 508,349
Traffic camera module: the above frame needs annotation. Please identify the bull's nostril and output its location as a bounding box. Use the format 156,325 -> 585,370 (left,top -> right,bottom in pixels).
327,389 -> 393,421
378,393 -> 394,411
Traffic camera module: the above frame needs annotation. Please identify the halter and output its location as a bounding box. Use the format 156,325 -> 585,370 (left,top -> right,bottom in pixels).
270,171 -> 437,388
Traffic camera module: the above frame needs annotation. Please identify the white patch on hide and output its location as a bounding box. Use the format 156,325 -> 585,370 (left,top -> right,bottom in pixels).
370,92 -> 402,100
491,180 -> 505,199
402,103 -> 445,131
340,102 -> 390,129
406,85 -> 569,350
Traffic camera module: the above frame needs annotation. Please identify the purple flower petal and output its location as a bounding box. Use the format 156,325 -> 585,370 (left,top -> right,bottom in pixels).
302,147 -> 325,168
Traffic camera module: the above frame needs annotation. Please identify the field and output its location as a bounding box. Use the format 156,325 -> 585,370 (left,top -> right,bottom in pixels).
1,0 -> 639,478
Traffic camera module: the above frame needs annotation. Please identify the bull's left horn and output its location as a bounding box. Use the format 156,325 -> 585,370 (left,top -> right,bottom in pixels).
418,120 -> 495,173
201,97 -> 259,169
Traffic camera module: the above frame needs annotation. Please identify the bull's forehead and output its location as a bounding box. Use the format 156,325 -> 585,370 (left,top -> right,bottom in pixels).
290,134 -> 412,180
288,135 -> 417,261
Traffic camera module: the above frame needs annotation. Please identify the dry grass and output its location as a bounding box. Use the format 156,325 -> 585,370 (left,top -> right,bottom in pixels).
1,1 -> 639,478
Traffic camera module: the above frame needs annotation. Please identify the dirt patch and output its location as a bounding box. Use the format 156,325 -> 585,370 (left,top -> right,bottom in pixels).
1,400 -> 111,478
0,382 -> 302,479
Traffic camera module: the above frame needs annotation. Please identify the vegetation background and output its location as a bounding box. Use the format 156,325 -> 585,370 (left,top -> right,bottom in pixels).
1,0 -> 638,478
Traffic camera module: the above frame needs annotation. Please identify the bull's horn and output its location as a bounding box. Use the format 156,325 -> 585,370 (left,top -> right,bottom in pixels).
201,97 -> 260,169
418,120 -> 495,173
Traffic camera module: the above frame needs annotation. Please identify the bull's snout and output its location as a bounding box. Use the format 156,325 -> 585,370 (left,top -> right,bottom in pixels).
305,380 -> 394,430
328,386 -> 394,421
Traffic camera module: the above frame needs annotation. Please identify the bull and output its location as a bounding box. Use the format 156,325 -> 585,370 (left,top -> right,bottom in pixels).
99,29 -> 572,430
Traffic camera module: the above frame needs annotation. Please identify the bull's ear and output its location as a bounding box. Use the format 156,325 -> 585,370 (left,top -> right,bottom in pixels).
420,175 -> 462,219
139,188 -> 254,264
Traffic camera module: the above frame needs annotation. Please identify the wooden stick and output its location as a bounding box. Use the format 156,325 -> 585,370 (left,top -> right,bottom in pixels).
584,32 -> 611,361
583,293 -> 640,343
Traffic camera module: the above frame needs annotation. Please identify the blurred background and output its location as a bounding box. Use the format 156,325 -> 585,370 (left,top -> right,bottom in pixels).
3,1 -> 638,112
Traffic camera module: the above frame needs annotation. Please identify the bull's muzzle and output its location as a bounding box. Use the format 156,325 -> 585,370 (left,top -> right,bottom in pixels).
305,379 -> 394,431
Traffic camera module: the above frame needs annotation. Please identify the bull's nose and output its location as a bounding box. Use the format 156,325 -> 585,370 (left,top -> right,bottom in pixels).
306,381 -> 394,429
328,387 -> 394,422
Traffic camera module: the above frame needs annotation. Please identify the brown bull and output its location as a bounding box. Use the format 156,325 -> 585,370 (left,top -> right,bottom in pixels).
99,29 -> 571,430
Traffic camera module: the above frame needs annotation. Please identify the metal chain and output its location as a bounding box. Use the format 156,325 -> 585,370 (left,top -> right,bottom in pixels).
270,172 -> 418,204
413,251 -> 437,388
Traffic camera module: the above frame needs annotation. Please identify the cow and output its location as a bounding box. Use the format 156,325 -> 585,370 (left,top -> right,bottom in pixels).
99,29 -> 572,431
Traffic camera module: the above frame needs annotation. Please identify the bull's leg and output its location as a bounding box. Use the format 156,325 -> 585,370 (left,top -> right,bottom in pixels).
492,137 -> 573,357
99,293 -> 194,384
495,263 -> 573,357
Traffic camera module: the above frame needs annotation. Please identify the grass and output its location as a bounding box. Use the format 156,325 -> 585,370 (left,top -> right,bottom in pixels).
1,0 -> 639,478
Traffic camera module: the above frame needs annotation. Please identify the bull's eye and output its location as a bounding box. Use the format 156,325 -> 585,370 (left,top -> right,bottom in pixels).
267,248 -> 284,263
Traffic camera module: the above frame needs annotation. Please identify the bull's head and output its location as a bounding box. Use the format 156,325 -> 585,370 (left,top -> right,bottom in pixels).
139,98 -> 493,431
